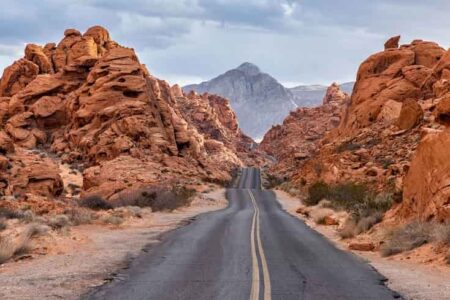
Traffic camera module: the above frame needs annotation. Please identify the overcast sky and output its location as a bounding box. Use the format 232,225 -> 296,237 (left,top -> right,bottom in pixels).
0,0 -> 449,87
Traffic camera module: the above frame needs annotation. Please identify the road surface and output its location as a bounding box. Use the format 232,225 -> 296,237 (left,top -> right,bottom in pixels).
87,168 -> 400,300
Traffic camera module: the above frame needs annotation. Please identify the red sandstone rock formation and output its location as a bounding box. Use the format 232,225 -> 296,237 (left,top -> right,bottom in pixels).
0,26 -> 256,204
259,82 -> 348,178
262,36 -> 450,222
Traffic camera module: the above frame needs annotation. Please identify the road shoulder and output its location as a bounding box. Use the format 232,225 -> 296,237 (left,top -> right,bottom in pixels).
0,188 -> 228,300
274,189 -> 450,300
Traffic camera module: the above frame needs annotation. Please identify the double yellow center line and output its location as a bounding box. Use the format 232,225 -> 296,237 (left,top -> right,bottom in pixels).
248,189 -> 271,300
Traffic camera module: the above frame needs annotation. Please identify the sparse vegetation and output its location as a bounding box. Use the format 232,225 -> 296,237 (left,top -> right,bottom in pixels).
101,215 -> 124,225
433,222 -> 450,245
64,208 -> 95,225
263,173 -> 285,189
0,207 -> 24,219
380,221 -> 433,257
310,208 -> 334,225
305,181 -> 330,206
0,218 -> 6,231
0,223 -> 49,264
306,181 -> 394,237
336,141 -> 361,153
80,195 -> 113,210
114,186 -> 195,212
48,215 -> 70,230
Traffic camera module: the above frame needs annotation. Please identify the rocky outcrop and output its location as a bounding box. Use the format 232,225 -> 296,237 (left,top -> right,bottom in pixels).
262,37 -> 450,223
260,83 -> 348,178
339,37 -> 444,135
394,130 -> 450,221
0,26 -> 257,205
384,35 -> 400,50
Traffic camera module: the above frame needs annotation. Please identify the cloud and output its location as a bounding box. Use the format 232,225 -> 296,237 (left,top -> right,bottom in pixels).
0,0 -> 449,85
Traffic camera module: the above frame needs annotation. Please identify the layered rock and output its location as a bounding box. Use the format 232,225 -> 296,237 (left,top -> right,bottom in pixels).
262,36 -> 450,222
339,37 -> 444,135
0,26 -> 256,204
260,83 -> 348,178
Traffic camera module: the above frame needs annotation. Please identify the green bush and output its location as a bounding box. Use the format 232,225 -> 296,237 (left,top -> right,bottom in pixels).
305,181 -> 330,206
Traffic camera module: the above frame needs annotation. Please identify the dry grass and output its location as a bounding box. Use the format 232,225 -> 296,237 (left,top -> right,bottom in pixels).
64,208 -> 95,226
113,186 -> 195,212
380,221 -> 433,257
48,215 -> 70,230
433,222 -> 450,245
310,207 -> 334,225
101,215 -> 124,226
338,219 -> 357,239
0,224 -> 49,264
0,207 -> 24,219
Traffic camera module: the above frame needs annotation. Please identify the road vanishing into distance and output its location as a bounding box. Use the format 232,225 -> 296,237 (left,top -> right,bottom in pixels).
87,168 -> 400,300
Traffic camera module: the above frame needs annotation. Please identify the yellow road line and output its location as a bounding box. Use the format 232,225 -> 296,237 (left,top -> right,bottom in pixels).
248,189 -> 272,300
249,199 -> 260,300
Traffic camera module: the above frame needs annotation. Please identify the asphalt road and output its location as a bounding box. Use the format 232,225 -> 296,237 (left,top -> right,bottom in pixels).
86,168 -> 400,300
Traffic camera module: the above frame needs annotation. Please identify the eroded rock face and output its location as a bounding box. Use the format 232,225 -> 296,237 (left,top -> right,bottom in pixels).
262,37 -> 450,223
339,38 -> 445,135
260,83 -> 348,178
0,26 -> 257,203
396,130 -> 450,221
384,35 -> 400,50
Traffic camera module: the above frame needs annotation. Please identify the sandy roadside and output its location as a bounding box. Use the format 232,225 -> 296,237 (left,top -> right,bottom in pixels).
274,189 -> 450,300
0,188 -> 228,300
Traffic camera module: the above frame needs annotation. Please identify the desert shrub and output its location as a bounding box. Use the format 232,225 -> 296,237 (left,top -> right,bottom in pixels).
48,215 -> 70,230
317,199 -> 332,208
310,208 -> 334,225
263,173 -> 285,189
152,186 -> 195,212
328,182 -> 369,211
336,142 -> 361,153
64,208 -> 94,225
80,195 -> 113,210
380,221 -> 433,257
0,223 -> 49,264
305,181 -> 330,206
101,215 -> 124,225
0,207 -> 24,219
355,212 -> 384,233
338,219 -> 357,239
114,186 -> 195,212
22,210 -> 36,223
0,219 -> 6,231
433,222 -> 450,245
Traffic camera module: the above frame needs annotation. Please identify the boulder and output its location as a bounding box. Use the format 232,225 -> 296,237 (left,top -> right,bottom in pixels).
24,44 -> 54,74
384,35 -> 400,50
348,242 -> 375,251
0,59 -> 39,97
434,94 -> 450,126
396,99 -> 423,130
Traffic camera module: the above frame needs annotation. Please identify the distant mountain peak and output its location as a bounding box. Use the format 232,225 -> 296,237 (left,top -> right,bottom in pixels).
236,62 -> 261,75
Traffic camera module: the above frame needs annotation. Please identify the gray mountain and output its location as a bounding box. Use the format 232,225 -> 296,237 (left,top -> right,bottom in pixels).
184,62 -> 296,139
183,62 -> 354,140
